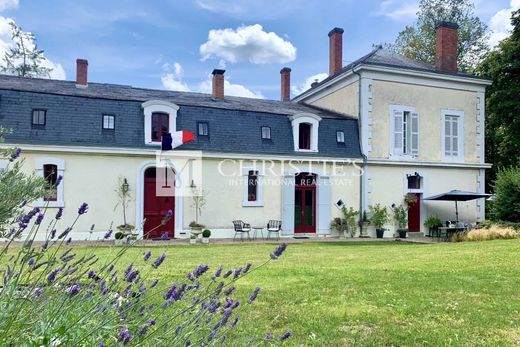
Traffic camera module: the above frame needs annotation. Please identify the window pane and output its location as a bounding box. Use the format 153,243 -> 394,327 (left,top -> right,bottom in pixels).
452,119 -> 458,136
261,126 -> 271,139
43,164 -> 58,201
32,110 -> 45,125
452,137 -> 458,152
299,123 -> 311,149
198,123 -> 208,136
247,170 -> 258,201
336,131 -> 344,143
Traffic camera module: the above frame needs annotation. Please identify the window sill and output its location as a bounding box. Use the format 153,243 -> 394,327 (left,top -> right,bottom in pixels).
389,154 -> 417,160
295,149 -> 318,153
242,200 -> 264,207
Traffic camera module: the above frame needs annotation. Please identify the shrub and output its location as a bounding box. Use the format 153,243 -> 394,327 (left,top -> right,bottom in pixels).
491,167 -> 520,222
368,204 -> 389,229
202,229 -> 211,238
464,225 -> 519,241
424,215 -> 443,228
114,231 -> 125,240
392,205 -> 407,229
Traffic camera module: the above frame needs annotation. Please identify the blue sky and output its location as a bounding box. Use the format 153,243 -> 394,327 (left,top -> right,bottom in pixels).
0,0 -> 516,99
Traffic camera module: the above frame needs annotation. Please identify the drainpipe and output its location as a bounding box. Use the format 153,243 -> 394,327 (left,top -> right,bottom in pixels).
352,65 -> 367,226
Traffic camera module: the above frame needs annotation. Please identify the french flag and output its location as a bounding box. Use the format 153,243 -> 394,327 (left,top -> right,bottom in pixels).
161,131 -> 195,151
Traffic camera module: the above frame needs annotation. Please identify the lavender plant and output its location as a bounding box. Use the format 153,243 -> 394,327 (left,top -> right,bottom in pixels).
0,144 -> 292,346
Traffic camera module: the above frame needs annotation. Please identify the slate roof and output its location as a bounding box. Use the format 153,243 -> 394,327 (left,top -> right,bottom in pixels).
0,74 -> 362,159
296,47 -> 491,99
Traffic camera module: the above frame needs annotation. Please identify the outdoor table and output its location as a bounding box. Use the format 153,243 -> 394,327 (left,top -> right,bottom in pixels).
439,226 -> 468,241
252,227 -> 265,240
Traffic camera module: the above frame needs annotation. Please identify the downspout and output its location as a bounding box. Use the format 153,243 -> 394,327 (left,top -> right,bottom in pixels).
352,65 -> 367,225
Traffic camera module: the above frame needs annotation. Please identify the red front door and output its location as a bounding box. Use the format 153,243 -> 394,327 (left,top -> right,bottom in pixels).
407,193 -> 421,232
294,173 -> 316,234
143,167 -> 175,239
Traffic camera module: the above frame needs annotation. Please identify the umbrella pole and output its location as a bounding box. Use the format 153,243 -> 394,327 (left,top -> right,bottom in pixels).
455,201 -> 459,223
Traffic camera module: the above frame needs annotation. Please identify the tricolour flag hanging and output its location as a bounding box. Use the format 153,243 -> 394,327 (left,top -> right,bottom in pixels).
161,131 -> 195,151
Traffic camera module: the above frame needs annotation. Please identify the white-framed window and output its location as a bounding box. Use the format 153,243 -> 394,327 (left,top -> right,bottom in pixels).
242,167 -> 264,207
441,109 -> 464,161
141,100 -> 179,145
35,157 -> 65,208
261,126 -> 271,140
198,122 -> 209,136
102,114 -> 115,130
289,113 -> 321,152
336,130 -> 345,143
389,105 -> 418,157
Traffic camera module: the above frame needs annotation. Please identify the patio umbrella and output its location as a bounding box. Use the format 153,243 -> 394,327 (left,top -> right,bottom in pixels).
423,190 -> 491,222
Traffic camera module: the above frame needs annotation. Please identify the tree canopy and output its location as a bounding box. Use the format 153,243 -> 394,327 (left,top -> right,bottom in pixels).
390,0 -> 488,72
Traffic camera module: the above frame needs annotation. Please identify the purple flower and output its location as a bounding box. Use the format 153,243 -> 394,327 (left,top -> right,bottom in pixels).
228,317 -> 239,328
104,229 -> 112,239
224,286 -> 236,297
50,229 -> 56,239
214,266 -> 223,278
9,148 -> 21,161
152,253 -> 166,268
100,280 -> 108,295
193,264 -> 209,278
77,203 -> 89,215
88,270 -> 95,279
66,237 -> 72,244
58,227 -> 71,239
42,240 -> 49,249
107,264 -> 114,272
244,262 -> 252,273
223,269 -> 232,278
150,279 -> 159,288
54,175 -> 63,188
185,338 -> 191,346
68,284 -> 80,296
233,268 -> 242,280
35,212 -> 44,225
264,332 -> 272,341
248,287 -> 260,304
28,257 -> 35,266
126,270 -> 140,283
280,331 -> 292,341
34,288 -> 43,297
124,263 -> 134,277
47,268 -> 60,283
161,232 -> 169,240
55,208 -> 63,220
271,243 -> 288,260
143,251 -> 152,261
161,209 -> 173,225
118,329 -> 133,344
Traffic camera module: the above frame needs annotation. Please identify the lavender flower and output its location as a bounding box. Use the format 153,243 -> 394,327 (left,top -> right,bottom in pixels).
214,265 -> 223,278
104,229 -> 112,239
143,251 -> 151,261
47,268 -> 60,283
243,262 -> 252,273
54,175 -> 63,188
88,270 -> 96,279
77,202 -> 89,215
9,148 -> 21,161
35,212 -> 44,225
193,264 -> 209,278
185,338 -> 191,346
100,280 -> 108,295
58,227 -> 71,239
270,243 -> 288,260
280,331 -> 292,341
224,286 -> 235,296
28,257 -> 35,266
228,317 -> 239,328
41,240 -> 49,249
124,263 -> 134,278
118,329 -> 133,344
161,209 -> 173,225
34,288 -> 43,297
50,229 -> 57,238
68,284 -> 80,296
66,237 -> 72,244
161,232 -> 170,240
264,332 -> 272,341
55,208 -> 63,220
126,270 -> 140,283
233,268 -> 242,280
248,287 -> 260,304
152,253 -> 166,268
223,269 -> 232,278
150,279 -> 159,288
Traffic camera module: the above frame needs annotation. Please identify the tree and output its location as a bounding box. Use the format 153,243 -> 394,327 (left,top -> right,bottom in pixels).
1,21 -> 53,78
390,0 -> 488,72
491,167 -> 520,222
477,9 -> 520,192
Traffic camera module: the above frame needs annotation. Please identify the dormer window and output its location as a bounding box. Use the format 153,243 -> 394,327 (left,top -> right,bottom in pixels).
151,112 -> 169,142
336,131 -> 345,143
289,113 -> 321,152
142,100 -> 179,145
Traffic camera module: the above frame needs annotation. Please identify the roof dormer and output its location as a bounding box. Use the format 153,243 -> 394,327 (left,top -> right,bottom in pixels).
289,113 -> 321,152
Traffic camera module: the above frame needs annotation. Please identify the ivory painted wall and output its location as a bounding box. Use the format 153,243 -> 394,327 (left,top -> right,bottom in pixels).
307,81 -> 359,117
369,80 -> 481,163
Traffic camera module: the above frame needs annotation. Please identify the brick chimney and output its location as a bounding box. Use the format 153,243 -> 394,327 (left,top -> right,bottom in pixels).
280,67 -> 291,101
328,27 -> 344,76
76,59 -> 88,88
212,69 -> 225,99
435,22 -> 459,73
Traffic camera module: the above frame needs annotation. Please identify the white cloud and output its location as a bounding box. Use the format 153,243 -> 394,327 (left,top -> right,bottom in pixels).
291,72 -> 328,96
161,62 -> 263,98
372,0 -> 419,21
0,16 -> 65,79
195,0 -> 300,20
488,0 -> 520,47
0,0 -> 18,12
200,24 -> 296,64
161,61 -> 191,92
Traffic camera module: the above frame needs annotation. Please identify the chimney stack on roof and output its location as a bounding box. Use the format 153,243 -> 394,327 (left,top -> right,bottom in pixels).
76,59 -> 88,88
280,67 -> 291,101
328,27 -> 344,76
435,22 -> 459,73
212,69 -> 225,99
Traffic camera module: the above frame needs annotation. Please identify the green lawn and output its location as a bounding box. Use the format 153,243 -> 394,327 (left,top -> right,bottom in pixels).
83,240 -> 520,346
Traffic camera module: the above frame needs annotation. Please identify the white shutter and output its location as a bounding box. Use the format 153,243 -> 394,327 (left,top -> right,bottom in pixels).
444,116 -> 451,155
451,117 -> 459,156
410,112 -> 419,155
393,110 -> 404,155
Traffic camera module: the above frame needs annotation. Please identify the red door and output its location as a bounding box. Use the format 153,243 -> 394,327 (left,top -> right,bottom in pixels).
143,167 -> 175,239
294,173 -> 316,234
407,193 -> 421,232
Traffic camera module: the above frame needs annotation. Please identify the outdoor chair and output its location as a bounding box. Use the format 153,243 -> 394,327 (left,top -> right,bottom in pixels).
232,220 -> 251,241
267,220 -> 282,240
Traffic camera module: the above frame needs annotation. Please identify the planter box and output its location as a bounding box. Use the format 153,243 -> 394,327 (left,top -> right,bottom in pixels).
397,229 -> 408,239
189,238 -> 197,244
376,228 -> 385,238
202,237 -> 209,244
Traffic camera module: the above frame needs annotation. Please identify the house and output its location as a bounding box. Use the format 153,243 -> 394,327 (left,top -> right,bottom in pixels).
294,23 -> 491,236
0,23 -> 491,240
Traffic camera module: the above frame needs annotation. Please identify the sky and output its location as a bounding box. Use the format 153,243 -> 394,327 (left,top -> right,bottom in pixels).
0,0 -> 518,100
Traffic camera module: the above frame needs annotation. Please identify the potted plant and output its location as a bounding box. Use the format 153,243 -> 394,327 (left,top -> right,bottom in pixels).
331,206 -> 359,237
114,231 -> 125,246
189,234 -> 197,244
369,204 -> 389,238
392,204 -> 408,238
114,177 -> 135,235
424,215 -> 443,237
189,221 -> 205,238
202,229 -> 211,244
358,210 -> 370,238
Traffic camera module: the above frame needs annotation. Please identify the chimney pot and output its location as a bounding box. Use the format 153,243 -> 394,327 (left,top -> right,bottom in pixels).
76,59 -> 88,87
280,67 -> 291,101
435,22 -> 459,72
328,27 -> 344,76
212,69 -> 225,99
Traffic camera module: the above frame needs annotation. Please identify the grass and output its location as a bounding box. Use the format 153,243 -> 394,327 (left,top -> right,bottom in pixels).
32,240 -> 520,346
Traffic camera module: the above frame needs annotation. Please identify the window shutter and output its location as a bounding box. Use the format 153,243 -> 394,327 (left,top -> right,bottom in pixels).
410,112 -> 419,155
393,110 -> 404,155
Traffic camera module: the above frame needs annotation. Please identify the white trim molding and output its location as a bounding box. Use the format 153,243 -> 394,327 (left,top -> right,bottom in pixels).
34,157 -> 65,208
441,109 -> 465,162
242,166 -> 264,207
388,104 -> 418,160
141,100 -> 180,146
289,113 -> 322,152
